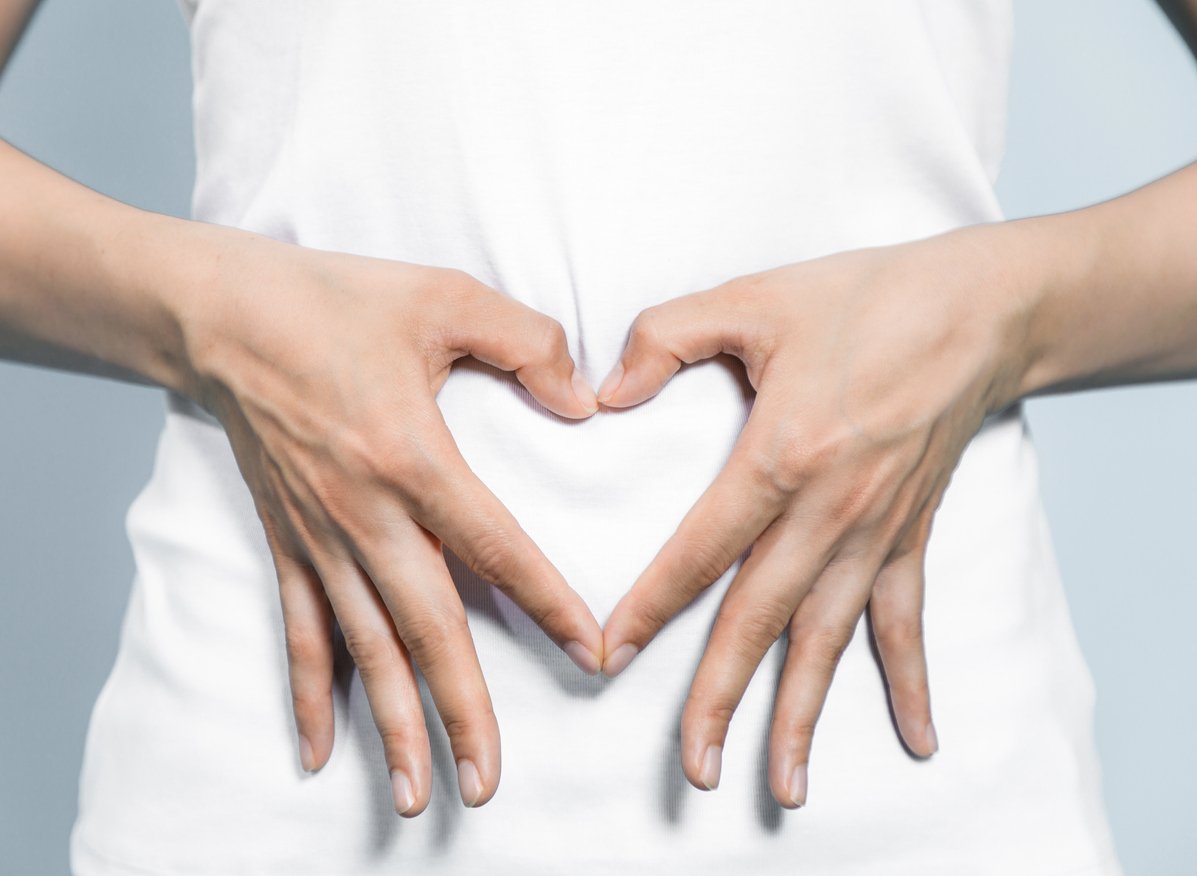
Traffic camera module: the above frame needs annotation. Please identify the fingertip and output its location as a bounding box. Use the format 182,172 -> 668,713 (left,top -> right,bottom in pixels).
391,768 -> 417,815
787,762 -> 808,808
895,708 -> 938,758
299,734 -> 317,773
595,360 -> 625,405
570,368 -> 599,416
598,362 -> 674,409
297,718 -> 334,772
601,642 -> 639,678
294,697 -> 335,773
457,757 -> 489,808
386,745 -> 433,816
679,738 -> 724,792
698,743 -> 723,790
564,639 -> 602,675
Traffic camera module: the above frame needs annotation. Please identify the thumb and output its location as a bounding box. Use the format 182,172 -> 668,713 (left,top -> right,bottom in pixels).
597,286 -> 742,408
446,274 -> 597,419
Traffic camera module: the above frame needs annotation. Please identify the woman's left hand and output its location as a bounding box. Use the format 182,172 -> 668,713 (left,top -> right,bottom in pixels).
597,222 -> 1038,809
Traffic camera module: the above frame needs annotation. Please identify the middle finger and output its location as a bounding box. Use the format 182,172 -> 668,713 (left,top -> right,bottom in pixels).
352,513 -> 503,809
677,517 -> 835,792
602,416 -> 788,677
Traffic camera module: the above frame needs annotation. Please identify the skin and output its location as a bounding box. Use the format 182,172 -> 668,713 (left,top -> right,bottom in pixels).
3,0 -> 1197,816
597,176 -> 1197,804
0,138 -> 606,816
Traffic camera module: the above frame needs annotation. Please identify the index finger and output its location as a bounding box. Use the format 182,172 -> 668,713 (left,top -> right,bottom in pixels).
343,518 -> 498,808
399,410 -> 604,676
601,408 -> 792,677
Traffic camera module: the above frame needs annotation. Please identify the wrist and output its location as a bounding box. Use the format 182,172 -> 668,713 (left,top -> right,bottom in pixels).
955,211 -> 1101,412
91,205 -> 201,397
106,210 -> 287,407
998,209 -> 1104,403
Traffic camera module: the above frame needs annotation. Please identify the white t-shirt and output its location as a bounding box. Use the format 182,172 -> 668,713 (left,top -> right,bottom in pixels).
71,2 -> 1122,873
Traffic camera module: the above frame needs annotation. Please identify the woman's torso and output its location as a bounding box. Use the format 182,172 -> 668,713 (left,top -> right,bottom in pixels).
71,3 -> 1121,873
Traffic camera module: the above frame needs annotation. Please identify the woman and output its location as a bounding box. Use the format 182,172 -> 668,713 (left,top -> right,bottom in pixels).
3,1 -> 1195,873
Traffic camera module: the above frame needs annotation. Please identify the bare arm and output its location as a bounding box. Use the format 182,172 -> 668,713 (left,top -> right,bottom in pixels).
1,0 -> 169,385
1011,160 -> 1197,399
1155,0 -> 1197,61
1,27 -> 605,810
0,138 -> 191,386
0,0 -> 39,77
1005,2 -> 1197,393
595,155 -> 1197,805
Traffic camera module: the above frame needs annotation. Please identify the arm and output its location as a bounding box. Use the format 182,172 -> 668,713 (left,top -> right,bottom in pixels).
1012,160 -> 1197,399
1,0 -> 175,386
1,142 -> 604,812
596,157 -> 1197,806
1155,0 -> 1197,62
0,0 -> 39,77
0,138 -> 191,387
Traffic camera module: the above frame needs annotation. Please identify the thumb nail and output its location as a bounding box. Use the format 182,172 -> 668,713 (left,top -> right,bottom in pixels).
571,368 -> 598,414
925,721 -> 939,755
457,758 -> 484,807
596,361 -> 625,404
299,734 -> 316,773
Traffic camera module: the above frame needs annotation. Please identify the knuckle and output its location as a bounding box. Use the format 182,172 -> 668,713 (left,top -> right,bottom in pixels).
420,268 -> 478,328
748,431 -> 837,499
671,538 -> 735,592
377,724 -> 422,757
352,426 -> 429,490
284,623 -> 328,668
826,481 -> 875,528
462,525 -> 521,586
874,611 -> 924,652
787,719 -> 818,746
801,623 -> 855,671
445,266 -> 478,287
343,628 -> 403,681
306,426 -> 388,513
828,463 -> 893,529
398,603 -> 467,667
631,596 -> 678,639
520,597 -> 572,637
684,694 -> 737,732
441,705 -> 495,752
432,266 -> 479,301
378,435 -> 439,499
531,317 -> 570,365
291,683 -> 331,719
628,307 -> 665,348
727,602 -> 791,658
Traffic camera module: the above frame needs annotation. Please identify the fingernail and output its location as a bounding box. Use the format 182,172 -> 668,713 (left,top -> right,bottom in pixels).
788,763 -> 808,807
299,734 -> 316,773
457,758 -> 484,807
570,368 -> 599,414
391,768 -> 416,814
926,721 -> 939,755
564,640 -> 601,675
699,744 -> 722,790
596,361 -> 625,404
602,642 -> 639,678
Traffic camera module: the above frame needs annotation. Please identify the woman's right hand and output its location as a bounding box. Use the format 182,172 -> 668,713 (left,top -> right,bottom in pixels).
171,225 -> 604,816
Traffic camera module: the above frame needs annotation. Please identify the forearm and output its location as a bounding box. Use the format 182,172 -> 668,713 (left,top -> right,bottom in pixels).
1002,159 -> 1197,402
0,137 -> 195,392
1155,0 -> 1197,63
0,0 -> 39,77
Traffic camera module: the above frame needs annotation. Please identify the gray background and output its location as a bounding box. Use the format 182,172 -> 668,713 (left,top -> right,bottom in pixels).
1,1 -> 1195,873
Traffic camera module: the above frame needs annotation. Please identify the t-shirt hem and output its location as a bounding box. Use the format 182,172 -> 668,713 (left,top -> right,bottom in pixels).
72,838 -> 1124,876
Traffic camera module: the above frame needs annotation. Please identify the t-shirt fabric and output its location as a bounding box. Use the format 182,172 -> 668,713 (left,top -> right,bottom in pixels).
70,2 -> 1123,873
